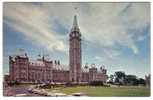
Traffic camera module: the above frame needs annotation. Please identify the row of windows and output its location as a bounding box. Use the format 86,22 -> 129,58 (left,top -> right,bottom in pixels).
28,73 -> 51,80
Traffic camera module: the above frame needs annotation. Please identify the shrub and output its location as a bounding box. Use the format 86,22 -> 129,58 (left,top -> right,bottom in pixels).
89,81 -> 104,86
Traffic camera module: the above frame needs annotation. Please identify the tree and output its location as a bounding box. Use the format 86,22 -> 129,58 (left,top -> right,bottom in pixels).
138,78 -> 145,85
125,75 -> 138,85
112,71 -> 146,86
109,74 -> 114,83
115,71 -> 126,79
114,71 -> 126,85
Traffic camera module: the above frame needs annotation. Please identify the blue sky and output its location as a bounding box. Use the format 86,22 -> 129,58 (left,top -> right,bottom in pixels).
3,2 -> 150,78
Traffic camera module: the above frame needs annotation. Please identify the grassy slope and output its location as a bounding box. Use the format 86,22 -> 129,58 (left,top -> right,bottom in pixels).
58,86 -> 150,97
14,84 -> 150,97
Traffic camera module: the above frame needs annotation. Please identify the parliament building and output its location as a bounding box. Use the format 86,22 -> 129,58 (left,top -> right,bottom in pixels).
8,15 -> 107,84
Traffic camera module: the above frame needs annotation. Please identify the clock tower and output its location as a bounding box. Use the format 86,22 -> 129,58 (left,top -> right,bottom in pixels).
69,15 -> 82,83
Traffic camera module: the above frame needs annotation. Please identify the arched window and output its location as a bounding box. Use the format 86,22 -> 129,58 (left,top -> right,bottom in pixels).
72,78 -> 74,82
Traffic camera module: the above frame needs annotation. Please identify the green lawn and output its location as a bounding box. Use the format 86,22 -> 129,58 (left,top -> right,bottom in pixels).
49,86 -> 150,97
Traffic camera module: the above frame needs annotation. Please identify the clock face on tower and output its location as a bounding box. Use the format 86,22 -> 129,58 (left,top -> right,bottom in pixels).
72,33 -> 75,37
76,33 -> 79,37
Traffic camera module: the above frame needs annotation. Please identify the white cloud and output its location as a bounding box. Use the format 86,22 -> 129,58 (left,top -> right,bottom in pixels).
4,3 -> 68,53
4,2 -> 150,57
78,3 -> 149,55
95,56 -> 102,61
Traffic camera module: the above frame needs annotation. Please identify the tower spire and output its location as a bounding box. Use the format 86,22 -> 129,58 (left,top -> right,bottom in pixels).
73,15 -> 78,28
71,15 -> 80,32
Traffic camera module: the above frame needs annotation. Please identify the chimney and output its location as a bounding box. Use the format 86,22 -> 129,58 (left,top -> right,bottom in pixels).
42,56 -> 45,61
58,60 -> 60,65
55,60 -> 57,65
25,53 -> 27,56
50,60 -> 53,64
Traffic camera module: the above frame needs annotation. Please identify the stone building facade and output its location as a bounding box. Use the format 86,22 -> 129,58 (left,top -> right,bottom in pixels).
9,55 -> 107,84
8,15 -> 107,84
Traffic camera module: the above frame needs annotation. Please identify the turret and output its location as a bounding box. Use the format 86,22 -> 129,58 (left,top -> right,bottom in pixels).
89,64 -> 97,82
9,56 -> 14,81
100,65 -> 107,74
13,54 -> 29,82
